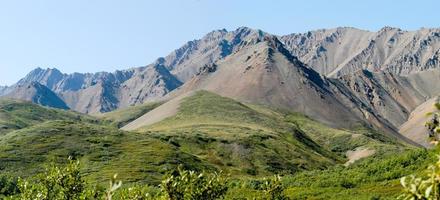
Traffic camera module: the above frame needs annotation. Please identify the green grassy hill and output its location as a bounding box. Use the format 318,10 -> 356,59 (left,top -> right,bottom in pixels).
130,91 -> 411,177
285,113 -> 408,159
94,102 -> 162,128
0,99 -> 93,135
0,92 -> 416,188
226,148 -> 436,199
284,148 -> 435,199
0,119 -> 212,184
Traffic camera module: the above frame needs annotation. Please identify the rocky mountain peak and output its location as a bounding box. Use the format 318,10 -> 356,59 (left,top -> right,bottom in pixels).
378,26 -> 401,33
203,28 -> 229,40
4,81 -> 69,109
18,67 -> 65,90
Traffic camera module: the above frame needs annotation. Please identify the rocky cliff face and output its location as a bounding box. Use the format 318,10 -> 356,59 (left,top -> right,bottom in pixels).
17,68 -> 64,89
333,70 -> 440,128
116,61 -> 182,108
280,27 -> 440,77
162,27 -> 270,82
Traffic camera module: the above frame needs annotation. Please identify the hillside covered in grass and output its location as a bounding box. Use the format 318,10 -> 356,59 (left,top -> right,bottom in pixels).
125,91 -> 413,177
0,99 -> 93,135
94,102 -> 163,128
0,92 -> 413,185
0,91 -> 428,200
226,148 -> 436,199
1,145 -> 434,199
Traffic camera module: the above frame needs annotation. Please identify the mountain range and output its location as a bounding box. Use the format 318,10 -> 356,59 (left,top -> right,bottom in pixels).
2,26 -> 440,147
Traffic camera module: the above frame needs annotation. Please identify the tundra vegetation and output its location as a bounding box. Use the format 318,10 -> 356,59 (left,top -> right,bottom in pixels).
0,96 -> 439,199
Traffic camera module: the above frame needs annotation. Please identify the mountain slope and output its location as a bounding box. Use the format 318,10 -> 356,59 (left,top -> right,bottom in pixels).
0,98 -> 91,135
9,27 -> 440,117
332,69 -> 440,146
0,92 -> 409,184
7,27 -> 266,114
13,63 -> 181,114
95,101 -> 163,128
3,82 -> 69,109
280,27 -> 375,75
167,35 -> 363,129
335,70 -> 422,128
17,68 -> 65,89
162,27 -> 270,81
134,33 -> 432,145
0,101 -> 214,183
280,27 -> 440,77
116,63 -> 182,108
399,97 -> 439,147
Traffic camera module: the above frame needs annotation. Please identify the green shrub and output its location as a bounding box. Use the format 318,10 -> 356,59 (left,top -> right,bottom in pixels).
160,166 -> 228,200
398,157 -> 440,200
112,184 -> 161,200
0,175 -> 19,198
398,103 -> 440,200
11,157 -> 92,200
260,175 -> 288,200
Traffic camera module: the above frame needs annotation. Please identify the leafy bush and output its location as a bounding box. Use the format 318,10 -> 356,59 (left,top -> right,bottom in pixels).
112,184 -> 160,200
260,175 -> 288,200
399,103 -> 440,200
2,160 -> 234,200
105,174 -> 122,200
398,155 -> 440,200
0,175 -> 19,198
14,157 -> 86,200
160,166 -> 228,200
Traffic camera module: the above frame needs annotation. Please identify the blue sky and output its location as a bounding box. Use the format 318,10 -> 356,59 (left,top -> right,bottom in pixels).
0,0 -> 439,85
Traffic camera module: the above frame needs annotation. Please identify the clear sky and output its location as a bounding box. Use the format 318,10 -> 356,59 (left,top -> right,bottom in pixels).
0,0 -> 439,85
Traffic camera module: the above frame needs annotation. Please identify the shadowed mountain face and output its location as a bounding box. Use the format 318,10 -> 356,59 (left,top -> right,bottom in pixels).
3,82 -> 69,109
3,26 -> 440,146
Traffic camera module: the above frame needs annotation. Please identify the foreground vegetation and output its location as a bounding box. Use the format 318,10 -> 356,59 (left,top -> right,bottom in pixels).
0,92 -> 437,199
0,147 -> 435,199
397,103 -> 440,199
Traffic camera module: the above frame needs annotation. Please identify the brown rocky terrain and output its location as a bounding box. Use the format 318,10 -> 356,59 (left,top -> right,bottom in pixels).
281,27 -> 440,77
